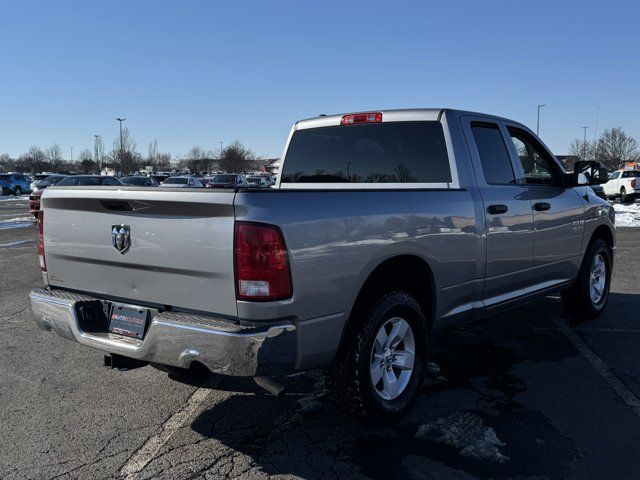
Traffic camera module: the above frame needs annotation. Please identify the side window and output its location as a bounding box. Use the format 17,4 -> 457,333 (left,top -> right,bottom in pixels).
471,123 -> 516,185
610,171 -> 620,180
508,129 -> 559,185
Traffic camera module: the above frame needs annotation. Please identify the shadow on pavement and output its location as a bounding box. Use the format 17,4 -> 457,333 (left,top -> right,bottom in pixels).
186,295 -> 636,479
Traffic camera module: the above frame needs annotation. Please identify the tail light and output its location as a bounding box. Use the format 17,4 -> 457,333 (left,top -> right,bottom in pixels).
234,222 -> 292,301
341,112 -> 382,125
37,211 -> 46,272
632,179 -> 636,188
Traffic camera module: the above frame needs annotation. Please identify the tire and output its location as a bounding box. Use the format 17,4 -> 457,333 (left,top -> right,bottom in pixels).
14,186 -> 21,197
562,238 -> 612,320
327,291 -> 427,423
620,187 -> 634,204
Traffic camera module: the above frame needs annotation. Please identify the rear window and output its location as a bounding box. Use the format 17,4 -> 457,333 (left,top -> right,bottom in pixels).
281,121 -> 451,184
121,177 -> 147,185
211,175 -> 237,183
57,177 -> 101,186
164,177 -> 188,184
45,175 -> 65,183
55,176 -> 120,186
622,171 -> 640,178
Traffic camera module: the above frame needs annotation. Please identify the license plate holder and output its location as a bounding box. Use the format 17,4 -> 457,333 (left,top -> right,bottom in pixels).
108,303 -> 149,339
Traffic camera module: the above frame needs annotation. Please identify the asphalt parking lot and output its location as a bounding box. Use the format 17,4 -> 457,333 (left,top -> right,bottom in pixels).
1,196 -> 639,480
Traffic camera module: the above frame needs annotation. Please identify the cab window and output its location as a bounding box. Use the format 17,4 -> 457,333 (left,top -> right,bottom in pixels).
609,171 -> 620,180
508,128 -> 559,185
471,123 -> 516,185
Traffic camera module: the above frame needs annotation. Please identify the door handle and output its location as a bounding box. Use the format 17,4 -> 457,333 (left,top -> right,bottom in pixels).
533,202 -> 551,211
486,204 -> 508,215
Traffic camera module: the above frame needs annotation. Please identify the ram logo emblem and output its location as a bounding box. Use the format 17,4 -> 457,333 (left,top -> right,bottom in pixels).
111,224 -> 131,254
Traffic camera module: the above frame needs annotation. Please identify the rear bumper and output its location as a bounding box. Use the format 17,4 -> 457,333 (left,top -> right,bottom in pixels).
29,288 -> 297,377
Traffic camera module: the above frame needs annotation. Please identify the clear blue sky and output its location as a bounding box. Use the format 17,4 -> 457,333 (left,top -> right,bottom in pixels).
1,0 -> 638,160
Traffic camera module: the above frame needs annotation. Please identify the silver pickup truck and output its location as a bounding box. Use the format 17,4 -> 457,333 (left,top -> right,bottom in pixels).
30,109 -> 614,420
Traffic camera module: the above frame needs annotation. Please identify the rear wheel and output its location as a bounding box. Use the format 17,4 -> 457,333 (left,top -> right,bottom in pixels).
328,291 -> 427,422
562,238 -> 612,320
620,186 -> 634,204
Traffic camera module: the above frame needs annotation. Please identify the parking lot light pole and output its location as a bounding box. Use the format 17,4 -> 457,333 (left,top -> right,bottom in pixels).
536,104 -> 546,136
582,126 -> 589,161
70,146 -> 73,162
94,134 -> 101,172
116,118 -> 126,173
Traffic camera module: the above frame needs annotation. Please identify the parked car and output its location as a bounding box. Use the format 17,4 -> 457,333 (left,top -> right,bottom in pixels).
0,173 -> 31,196
160,176 -> 204,188
246,176 -> 270,188
29,175 -> 68,218
30,174 -> 52,191
204,173 -> 250,188
54,175 -> 123,187
602,169 -> 640,203
152,174 -> 169,184
120,176 -> 160,187
29,108 -> 613,422
31,174 -> 67,193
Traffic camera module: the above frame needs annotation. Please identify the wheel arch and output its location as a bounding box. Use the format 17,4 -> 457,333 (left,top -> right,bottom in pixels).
343,254 -> 436,339
589,224 -> 614,251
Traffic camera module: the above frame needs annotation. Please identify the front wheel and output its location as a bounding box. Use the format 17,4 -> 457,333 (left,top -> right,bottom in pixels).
562,238 -> 612,320
328,291 -> 427,422
14,186 -> 21,197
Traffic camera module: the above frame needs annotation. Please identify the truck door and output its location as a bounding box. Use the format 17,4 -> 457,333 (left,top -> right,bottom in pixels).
461,117 -> 536,306
603,171 -> 620,197
504,125 -> 585,287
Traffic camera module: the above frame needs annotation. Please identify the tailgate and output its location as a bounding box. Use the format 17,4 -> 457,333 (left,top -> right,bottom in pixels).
41,187 -> 238,317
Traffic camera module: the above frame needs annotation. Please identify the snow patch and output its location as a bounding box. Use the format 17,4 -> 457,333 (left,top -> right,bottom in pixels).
415,412 -> 509,463
614,202 -> 640,227
0,195 -> 29,202
0,216 -> 35,230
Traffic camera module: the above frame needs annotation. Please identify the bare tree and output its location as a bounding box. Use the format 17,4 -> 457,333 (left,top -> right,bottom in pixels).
179,146 -> 214,173
596,127 -> 639,169
21,146 -> 47,174
568,139 -> 595,162
155,153 -> 172,170
45,144 -> 63,168
110,127 -> 139,174
147,139 -> 158,164
79,158 -> 97,173
78,148 -> 93,162
0,153 -> 13,172
219,141 -> 255,173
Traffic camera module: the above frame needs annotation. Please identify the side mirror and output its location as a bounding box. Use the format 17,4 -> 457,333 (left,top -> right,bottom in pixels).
573,161 -> 608,186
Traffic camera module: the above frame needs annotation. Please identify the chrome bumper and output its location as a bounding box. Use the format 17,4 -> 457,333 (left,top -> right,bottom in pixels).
29,288 -> 297,377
